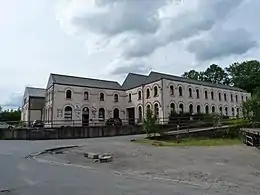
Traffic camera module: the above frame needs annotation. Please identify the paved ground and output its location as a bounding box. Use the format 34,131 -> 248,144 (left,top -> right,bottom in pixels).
1,135 -> 260,194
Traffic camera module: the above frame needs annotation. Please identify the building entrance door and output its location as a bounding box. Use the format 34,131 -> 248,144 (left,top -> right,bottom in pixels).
127,107 -> 135,125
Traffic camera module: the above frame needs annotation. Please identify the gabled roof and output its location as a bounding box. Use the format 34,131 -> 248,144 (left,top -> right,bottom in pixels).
146,71 -> 246,92
122,73 -> 148,90
48,73 -> 123,90
26,87 -> 45,98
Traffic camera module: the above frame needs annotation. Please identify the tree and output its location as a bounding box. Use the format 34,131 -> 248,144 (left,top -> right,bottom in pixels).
0,109 -> 21,122
226,60 -> 260,94
182,64 -> 230,85
142,108 -> 157,137
242,92 -> 260,122
182,70 -> 204,81
203,64 -> 230,85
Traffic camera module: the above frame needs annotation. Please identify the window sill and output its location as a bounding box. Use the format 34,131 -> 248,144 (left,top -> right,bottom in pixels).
153,95 -> 159,98
65,98 -> 72,100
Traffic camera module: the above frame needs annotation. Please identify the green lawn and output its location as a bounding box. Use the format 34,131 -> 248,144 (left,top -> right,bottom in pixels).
135,137 -> 242,147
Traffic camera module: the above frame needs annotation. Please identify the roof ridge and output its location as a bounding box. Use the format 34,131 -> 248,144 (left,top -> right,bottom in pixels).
128,72 -> 148,77
50,73 -> 120,84
26,87 -> 45,90
149,71 -> 245,92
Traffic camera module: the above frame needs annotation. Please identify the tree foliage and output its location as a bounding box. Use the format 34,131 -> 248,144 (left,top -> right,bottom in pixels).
0,108 -> 21,122
242,92 -> 260,122
142,108 -> 157,137
182,60 -> 260,94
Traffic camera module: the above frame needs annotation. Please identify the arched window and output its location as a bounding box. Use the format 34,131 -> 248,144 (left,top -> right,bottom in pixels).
196,105 -> 201,113
179,86 -> 183,96
212,105 -> 215,113
235,95 -> 238,102
170,103 -> 175,113
189,104 -> 193,114
219,92 -> 222,101
196,89 -> 200,98
83,91 -> 89,100
231,107 -> 235,116
205,105 -> 209,114
154,103 -> 159,118
64,106 -> 72,120
154,86 -> 158,97
98,108 -> 105,120
114,94 -> 119,102
219,107 -> 223,115
241,95 -> 244,101
211,91 -> 214,100
146,104 -> 151,111
113,108 -> 119,118
230,94 -> 233,102
138,106 -> 142,120
204,90 -> 208,100
236,108 -> 239,117
100,93 -> 105,101
170,85 -> 174,95
66,90 -> 72,99
128,93 -> 132,102
225,107 -> 228,116
188,88 -> 192,97
146,88 -> 150,99
179,103 -> 184,113
224,93 -> 227,101
246,96 -> 248,101
138,91 -> 142,100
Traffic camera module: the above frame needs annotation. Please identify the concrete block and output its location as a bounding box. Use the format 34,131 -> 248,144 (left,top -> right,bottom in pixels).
99,154 -> 113,163
84,152 -> 99,159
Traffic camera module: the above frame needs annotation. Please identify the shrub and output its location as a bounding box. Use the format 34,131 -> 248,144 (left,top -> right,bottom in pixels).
142,109 -> 158,137
227,118 -> 250,138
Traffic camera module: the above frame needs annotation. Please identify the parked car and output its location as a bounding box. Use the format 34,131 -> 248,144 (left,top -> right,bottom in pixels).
0,122 -> 13,129
106,118 -> 122,126
32,120 -> 44,128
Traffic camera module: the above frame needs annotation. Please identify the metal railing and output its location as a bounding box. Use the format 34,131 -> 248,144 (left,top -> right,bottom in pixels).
2,115 -> 231,129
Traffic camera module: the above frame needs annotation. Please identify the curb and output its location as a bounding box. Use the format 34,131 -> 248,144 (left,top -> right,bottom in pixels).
25,145 -> 80,159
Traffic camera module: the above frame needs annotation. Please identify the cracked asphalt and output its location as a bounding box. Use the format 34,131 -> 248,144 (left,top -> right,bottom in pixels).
1,135 -> 260,195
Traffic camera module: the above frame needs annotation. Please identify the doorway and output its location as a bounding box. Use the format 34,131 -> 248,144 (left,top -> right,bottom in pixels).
82,107 -> 89,126
113,108 -> 120,119
127,107 -> 135,125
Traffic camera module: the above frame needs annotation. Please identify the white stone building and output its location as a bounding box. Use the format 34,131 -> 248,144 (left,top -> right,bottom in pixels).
21,71 -> 251,126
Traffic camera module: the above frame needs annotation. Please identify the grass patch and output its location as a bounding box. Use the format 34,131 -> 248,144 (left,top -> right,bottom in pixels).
135,137 -> 242,147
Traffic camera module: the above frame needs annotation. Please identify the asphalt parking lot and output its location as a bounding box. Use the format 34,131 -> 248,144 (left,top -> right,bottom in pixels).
37,135 -> 260,195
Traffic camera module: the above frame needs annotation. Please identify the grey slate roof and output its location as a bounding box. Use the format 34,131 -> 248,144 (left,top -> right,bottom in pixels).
145,71 -> 246,92
122,73 -> 148,90
26,87 -> 45,98
49,73 -> 123,90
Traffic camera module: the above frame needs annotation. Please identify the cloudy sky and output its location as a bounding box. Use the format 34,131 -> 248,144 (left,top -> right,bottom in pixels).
0,0 -> 259,108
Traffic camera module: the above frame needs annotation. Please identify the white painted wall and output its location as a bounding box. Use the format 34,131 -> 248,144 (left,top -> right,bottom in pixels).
49,84 -> 126,126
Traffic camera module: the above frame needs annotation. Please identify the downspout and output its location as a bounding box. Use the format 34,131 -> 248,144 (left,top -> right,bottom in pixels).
161,78 -> 164,123
51,84 -> 54,128
28,97 -> 31,126
142,84 -> 145,120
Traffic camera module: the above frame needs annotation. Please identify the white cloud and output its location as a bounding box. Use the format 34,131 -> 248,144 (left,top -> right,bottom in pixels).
57,0 -> 258,76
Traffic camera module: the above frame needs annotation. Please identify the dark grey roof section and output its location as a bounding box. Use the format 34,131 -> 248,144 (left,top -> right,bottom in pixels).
146,71 -> 246,92
122,73 -> 148,90
49,73 -> 123,90
26,87 -> 45,98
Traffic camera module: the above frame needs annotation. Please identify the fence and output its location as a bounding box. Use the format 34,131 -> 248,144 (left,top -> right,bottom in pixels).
3,115 -> 231,129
